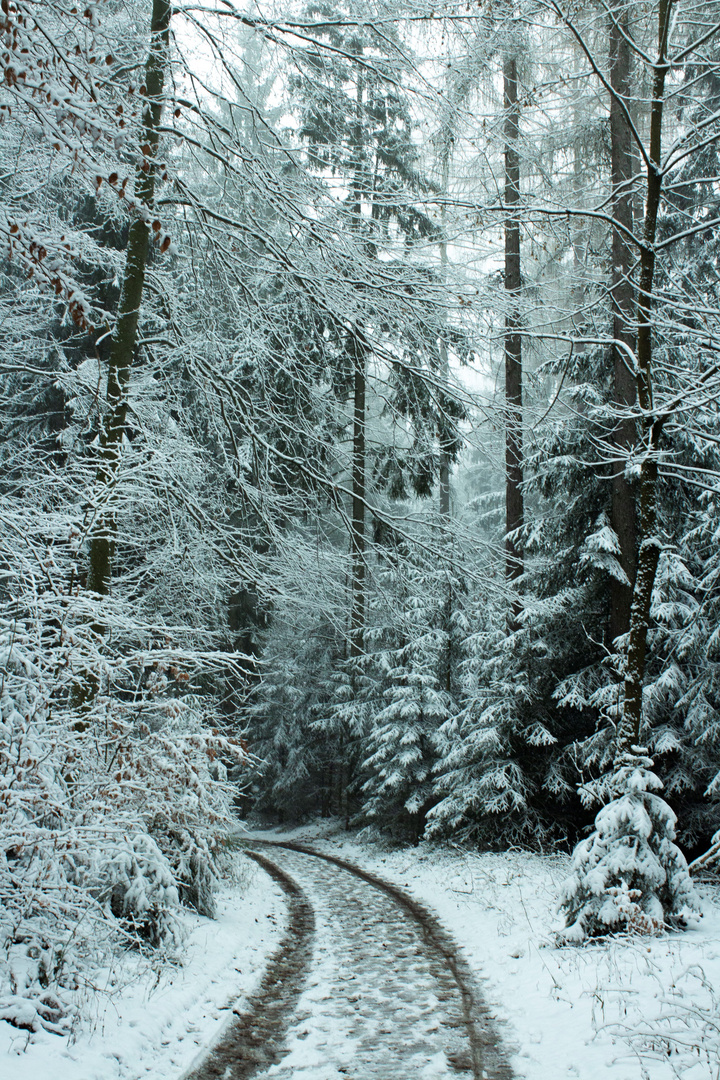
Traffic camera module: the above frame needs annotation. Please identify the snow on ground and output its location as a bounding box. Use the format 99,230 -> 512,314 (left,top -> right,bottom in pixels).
0,853 -> 286,1080
5,823 -> 720,1080
254,823 -> 720,1080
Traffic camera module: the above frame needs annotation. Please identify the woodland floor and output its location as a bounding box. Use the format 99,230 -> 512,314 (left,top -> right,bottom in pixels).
2,823 -> 720,1080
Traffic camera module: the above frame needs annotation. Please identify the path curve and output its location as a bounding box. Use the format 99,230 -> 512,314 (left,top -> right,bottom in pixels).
183,849 -> 315,1080
186,842 -> 513,1080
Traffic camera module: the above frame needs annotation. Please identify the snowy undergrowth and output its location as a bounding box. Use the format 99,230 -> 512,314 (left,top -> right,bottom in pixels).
0,571 -> 249,1035
0,852 -> 286,1080
263,823 -> 720,1080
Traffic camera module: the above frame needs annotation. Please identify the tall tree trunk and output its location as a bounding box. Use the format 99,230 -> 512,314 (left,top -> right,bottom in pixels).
438,326 -> 451,519
504,53 -> 523,629
87,0 -> 171,597
438,141 -> 452,520
348,69 -> 367,659
616,0 -> 673,757
350,332 -> 366,658
608,0 -> 638,644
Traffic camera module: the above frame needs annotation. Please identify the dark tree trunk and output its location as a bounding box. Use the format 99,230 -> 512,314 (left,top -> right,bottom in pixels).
616,0 -> 673,756
87,0 -> 171,597
438,414 -> 451,518
504,54 -> 523,629
348,65 -> 367,660
608,0 -> 638,644
438,150 -> 452,521
350,332 -> 366,658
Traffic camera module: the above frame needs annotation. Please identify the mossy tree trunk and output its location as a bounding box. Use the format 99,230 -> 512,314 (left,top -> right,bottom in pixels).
87,0 -> 171,598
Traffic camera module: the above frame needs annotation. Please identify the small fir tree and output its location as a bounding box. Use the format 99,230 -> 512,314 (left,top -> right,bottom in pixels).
559,750 -> 701,939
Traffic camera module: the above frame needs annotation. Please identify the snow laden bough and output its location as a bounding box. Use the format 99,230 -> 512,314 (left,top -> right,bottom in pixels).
559,751 -> 701,940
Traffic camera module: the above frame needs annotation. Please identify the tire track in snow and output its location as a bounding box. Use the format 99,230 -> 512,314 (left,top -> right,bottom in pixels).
187,841 -> 514,1080
183,849 -> 315,1080
278,842 -> 514,1080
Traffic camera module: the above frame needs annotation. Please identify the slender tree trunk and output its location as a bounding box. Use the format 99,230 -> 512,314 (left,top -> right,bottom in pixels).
438,146 -> 452,520
438,339 -> 451,518
350,332 -> 366,658
609,0 -> 638,644
348,69 -> 367,660
504,53 -> 523,629
616,0 -> 673,756
438,254 -> 452,698
87,0 -> 171,597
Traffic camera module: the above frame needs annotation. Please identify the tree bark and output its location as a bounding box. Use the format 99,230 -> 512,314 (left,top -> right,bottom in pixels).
504,53 -> 523,629
348,68 -> 367,660
438,147 -> 452,520
438,341 -> 451,518
87,0 -> 171,597
350,332 -> 366,658
346,58 -> 377,660
608,0 -> 638,645
616,0 -> 673,757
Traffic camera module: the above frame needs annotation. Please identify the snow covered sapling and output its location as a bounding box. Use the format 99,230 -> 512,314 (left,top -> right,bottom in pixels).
559,750 -> 700,939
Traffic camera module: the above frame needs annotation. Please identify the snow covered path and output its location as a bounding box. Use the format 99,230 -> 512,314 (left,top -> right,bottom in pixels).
186,842 -> 513,1080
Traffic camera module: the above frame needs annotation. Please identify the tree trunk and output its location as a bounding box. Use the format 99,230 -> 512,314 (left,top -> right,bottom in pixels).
87,0 -> 171,597
438,346 -> 451,518
608,0 -> 638,645
438,143 -> 452,520
350,332 -> 366,658
504,53 -> 523,629
616,0 -> 673,757
348,68 -> 367,660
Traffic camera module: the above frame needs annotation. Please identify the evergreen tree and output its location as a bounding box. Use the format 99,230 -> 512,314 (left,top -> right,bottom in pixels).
357,549 -> 459,840
559,752 -> 700,938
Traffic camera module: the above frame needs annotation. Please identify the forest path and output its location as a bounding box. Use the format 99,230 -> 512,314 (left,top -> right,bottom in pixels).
184,842 -> 513,1080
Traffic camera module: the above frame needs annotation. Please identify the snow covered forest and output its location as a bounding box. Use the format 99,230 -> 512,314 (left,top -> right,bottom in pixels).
3,0 -> 720,1048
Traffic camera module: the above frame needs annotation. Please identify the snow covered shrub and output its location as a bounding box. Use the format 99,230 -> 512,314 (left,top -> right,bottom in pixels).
98,692 -> 246,921
0,566 -> 248,1024
99,835 -> 181,948
559,750 -> 701,940
0,668 -> 91,1031
0,988 -> 75,1037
